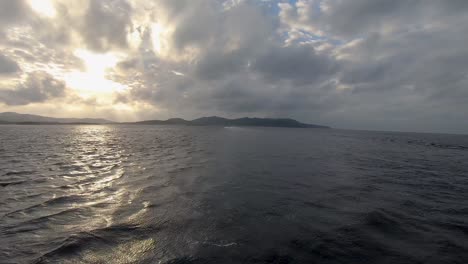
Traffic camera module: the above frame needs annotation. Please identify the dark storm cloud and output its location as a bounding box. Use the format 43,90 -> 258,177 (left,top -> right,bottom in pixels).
163,0 -> 220,51
0,0 -> 30,25
107,0 -> 467,133
338,26 -> 468,97
252,45 -> 339,85
81,0 -> 133,52
115,1 -> 341,117
280,0 -> 468,38
194,50 -> 248,80
0,54 -> 21,75
161,0 -> 275,81
272,0 -> 468,132
0,71 -> 67,105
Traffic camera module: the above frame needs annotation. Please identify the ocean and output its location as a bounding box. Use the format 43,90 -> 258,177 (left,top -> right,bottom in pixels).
1,125 -> 467,263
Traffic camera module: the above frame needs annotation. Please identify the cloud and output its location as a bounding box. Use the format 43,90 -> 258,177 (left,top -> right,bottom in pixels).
80,0 -> 133,52
0,54 -> 21,75
0,0 -> 31,25
0,71 -> 68,105
0,0 -> 468,132
252,45 -> 339,85
279,0 -> 468,39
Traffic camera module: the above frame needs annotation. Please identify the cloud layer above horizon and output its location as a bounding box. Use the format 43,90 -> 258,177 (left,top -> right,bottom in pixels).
1,0 -> 468,133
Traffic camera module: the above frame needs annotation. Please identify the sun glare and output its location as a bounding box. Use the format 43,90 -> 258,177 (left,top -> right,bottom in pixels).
74,49 -> 120,76
151,23 -> 168,54
64,49 -> 127,99
27,0 -> 57,18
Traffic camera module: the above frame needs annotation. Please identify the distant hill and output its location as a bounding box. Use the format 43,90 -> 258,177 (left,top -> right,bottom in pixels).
0,112 -> 114,124
135,116 -> 329,128
136,118 -> 191,125
0,112 -> 329,128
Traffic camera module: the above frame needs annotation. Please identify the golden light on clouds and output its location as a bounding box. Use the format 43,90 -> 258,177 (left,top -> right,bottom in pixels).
74,49 -> 120,77
150,22 -> 198,62
65,49 -> 127,99
27,0 -> 57,18
151,23 -> 168,55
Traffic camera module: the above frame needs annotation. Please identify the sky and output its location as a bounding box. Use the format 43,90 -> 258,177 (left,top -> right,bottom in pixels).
0,0 -> 467,133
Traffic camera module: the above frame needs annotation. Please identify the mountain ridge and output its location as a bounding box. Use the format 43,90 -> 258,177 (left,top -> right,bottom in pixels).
135,116 -> 329,128
0,112 -> 329,128
0,112 -> 114,124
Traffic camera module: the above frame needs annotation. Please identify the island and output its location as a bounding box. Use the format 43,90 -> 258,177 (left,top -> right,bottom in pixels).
135,116 -> 329,128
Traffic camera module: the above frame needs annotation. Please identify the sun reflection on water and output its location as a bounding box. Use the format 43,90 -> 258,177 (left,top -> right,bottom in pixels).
76,238 -> 156,264
58,125 -> 131,230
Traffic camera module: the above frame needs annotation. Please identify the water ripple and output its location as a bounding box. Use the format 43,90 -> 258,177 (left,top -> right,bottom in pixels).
1,126 -> 468,263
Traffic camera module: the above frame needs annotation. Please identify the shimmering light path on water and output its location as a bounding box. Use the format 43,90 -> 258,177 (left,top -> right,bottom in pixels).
1,125 -> 468,263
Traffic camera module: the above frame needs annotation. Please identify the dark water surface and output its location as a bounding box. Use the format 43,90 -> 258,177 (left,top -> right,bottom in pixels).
1,125 -> 468,263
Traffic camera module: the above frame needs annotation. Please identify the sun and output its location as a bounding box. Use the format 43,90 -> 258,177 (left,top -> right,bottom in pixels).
64,49 -> 127,100
74,49 -> 120,77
